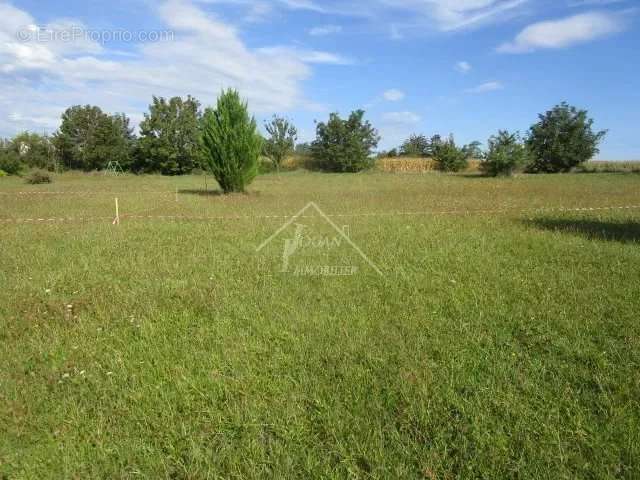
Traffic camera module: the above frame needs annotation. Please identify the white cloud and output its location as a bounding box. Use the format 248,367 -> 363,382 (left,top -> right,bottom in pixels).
465,81 -> 504,93
382,111 -> 421,124
0,2 -> 31,35
0,3 -> 103,74
390,24 -> 404,40
278,0 -> 326,13
259,47 -> 352,64
434,0 -> 529,31
380,0 -> 529,31
192,0 -> 274,22
213,0 -> 531,32
455,61 -> 472,73
245,2 -> 274,22
378,110 -> 422,150
569,0 -> 626,6
202,0 -> 530,34
195,0 -> 338,15
0,0 -> 348,136
498,11 -> 624,53
295,50 -> 351,64
309,24 -> 343,36
383,89 -> 405,101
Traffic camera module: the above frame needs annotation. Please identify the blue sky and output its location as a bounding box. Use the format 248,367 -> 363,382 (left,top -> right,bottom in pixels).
0,0 -> 638,158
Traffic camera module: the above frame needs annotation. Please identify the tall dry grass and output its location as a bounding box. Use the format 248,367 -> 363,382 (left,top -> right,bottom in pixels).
576,161 -> 640,173
375,157 -> 481,173
277,155 -> 485,173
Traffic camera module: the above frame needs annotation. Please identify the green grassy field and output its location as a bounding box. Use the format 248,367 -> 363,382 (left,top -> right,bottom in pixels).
1,171 -> 639,479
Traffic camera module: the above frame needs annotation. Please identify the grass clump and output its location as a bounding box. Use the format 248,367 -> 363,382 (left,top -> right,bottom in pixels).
25,170 -> 53,184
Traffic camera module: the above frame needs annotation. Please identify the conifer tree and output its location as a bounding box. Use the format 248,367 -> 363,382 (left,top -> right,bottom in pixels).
201,90 -> 262,193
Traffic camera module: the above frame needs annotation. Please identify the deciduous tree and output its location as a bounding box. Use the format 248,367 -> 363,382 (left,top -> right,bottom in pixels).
263,116 -> 297,172
53,105 -> 134,171
527,102 -> 606,173
432,134 -> 474,172
481,130 -> 529,177
311,110 -> 379,173
136,96 -> 203,175
10,132 -> 54,170
400,134 -> 430,157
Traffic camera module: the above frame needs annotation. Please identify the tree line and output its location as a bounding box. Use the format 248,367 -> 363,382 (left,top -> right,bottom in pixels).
383,102 -> 607,176
1,92 -> 606,190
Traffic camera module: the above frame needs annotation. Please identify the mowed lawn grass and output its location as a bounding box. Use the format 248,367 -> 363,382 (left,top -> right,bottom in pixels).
1,171 -> 639,479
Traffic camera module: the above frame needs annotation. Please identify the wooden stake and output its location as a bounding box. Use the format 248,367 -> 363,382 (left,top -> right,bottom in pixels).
112,197 -> 120,225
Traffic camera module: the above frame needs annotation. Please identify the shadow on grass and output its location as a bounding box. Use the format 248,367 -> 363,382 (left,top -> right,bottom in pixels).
525,217 -> 640,243
457,173 -> 488,179
178,189 -> 224,197
178,189 -> 260,199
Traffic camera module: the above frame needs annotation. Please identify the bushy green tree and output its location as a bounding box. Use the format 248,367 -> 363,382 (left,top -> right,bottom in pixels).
110,113 -> 137,170
481,130 -> 529,177
263,116 -> 297,172
201,89 -> 262,193
135,96 -> 203,175
295,142 -> 312,156
380,148 -> 399,158
54,105 -> 106,170
84,112 -> 134,171
432,134 -> 474,172
10,132 -> 54,170
0,139 -> 23,175
53,105 -> 134,171
400,134 -> 430,157
464,141 -> 483,160
311,110 -> 379,172
526,102 -> 607,173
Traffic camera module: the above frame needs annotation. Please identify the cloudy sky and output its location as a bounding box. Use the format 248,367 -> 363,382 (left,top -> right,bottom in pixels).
0,0 -> 638,158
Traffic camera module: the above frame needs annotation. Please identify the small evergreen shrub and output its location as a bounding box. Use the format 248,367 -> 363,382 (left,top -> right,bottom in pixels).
25,170 -> 52,184
201,89 -> 262,193
481,130 -> 529,177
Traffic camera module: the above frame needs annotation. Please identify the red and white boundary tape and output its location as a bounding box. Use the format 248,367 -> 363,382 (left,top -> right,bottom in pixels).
0,190 -> 174,196
1,205 -> 639,225
0,217 -> 113,224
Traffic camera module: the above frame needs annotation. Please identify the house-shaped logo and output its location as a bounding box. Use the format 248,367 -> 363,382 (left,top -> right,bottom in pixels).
256,202 -> 383,277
